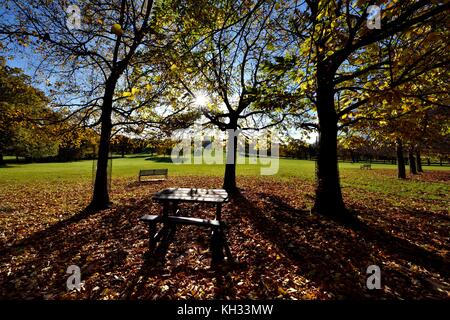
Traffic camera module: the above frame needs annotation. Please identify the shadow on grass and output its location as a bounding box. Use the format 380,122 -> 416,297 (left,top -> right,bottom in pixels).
0,164 -> 16,168
0,207 -> 97,257
0,179 -> 448,299
0,191 -> 236,299
145,156 -> 174,163
0,197 -> 152,298
229,191 -> 449,298
126,154 -> 154,159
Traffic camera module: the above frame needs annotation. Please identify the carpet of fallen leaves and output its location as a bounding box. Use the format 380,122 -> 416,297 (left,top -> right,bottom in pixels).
0,171 -> 449,300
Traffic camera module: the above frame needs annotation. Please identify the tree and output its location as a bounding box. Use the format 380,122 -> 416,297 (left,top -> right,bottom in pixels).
111,134 -> 135,157
269,0 -> 449,220
1,0 -> 190,209
56,123 -> 99,161
341,27 -> 450,179
175,0 -> 298,192
0,61 -> 53,163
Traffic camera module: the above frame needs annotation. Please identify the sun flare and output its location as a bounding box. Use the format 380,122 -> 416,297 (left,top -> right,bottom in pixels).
194,93 -> 209,106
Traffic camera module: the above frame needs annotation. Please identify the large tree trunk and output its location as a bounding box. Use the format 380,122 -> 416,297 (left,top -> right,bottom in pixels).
89,85 -> 115,210
313,65 -> 347,219
223,124 -> 239,193
0,151 -> 4,166
396,138 -> 406,179
409,148 -> 417,174
416,150 -> 423,172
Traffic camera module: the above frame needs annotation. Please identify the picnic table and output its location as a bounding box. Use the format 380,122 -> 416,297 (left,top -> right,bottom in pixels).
140,188 -> 232,264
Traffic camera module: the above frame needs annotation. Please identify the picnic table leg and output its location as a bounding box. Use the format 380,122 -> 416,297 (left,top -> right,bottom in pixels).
169,201 -> 178,236
148,223 -> 157,252
215,204 -> 222,221
162,201 -> 169,218
160,200 -> 177,246
211,227 -> 224,264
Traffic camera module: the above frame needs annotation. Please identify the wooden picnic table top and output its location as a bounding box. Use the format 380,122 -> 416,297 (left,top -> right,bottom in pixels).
153,188 -> 229,204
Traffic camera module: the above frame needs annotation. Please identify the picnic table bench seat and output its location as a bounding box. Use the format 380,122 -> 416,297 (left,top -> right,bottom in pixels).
360,164 -> 372,170
140,214 -> 223,228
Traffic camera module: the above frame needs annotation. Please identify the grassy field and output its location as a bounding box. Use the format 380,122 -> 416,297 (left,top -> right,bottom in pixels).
1,155 -> 448,205
1,154 -> 449,181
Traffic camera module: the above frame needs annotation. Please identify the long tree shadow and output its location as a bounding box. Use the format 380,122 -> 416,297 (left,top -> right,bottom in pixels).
145,156 -> 174,163
0,206 -> 98,257
0,197 -> 155,298
231,192 -> 449,298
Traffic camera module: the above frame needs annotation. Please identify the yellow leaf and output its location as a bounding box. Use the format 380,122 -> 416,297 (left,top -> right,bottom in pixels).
300,82 -> 308,91
111,24 -> 124,36
170,64 -> 178,72
278,287 -> 286,295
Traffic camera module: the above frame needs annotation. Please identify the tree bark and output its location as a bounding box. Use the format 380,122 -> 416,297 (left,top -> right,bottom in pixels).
416,150 -> 423,172
223,123 -> 239,193
89,84 -> 115,210
313,64 -> 347,219
0,151 -> 4,166
409,148 -> 417,174
396,138 -> 406,179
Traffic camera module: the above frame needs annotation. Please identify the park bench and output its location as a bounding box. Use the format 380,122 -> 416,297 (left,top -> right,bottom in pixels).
138,169 -> 168,182
360,164 -> 372,170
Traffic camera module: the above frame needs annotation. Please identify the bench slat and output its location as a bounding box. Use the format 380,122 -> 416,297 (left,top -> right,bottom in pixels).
140,169 -> 168,175
158,187 -> 227,194
140,214 -> 221,227
153,196 -> 227,203
166,216 -> 221,227
140,214 -> 162,222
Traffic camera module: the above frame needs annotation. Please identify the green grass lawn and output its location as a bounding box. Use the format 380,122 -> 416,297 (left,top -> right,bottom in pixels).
1,154 -> 448,183
1,155 -> 448,209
